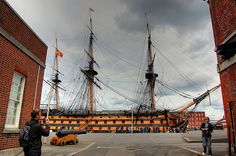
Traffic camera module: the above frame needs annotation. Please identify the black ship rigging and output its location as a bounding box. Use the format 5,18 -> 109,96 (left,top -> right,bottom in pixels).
40,10 -> 220,131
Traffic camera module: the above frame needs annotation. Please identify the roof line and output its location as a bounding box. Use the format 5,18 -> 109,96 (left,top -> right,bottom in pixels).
221,30 -> 236,44
3,0 -> 47,48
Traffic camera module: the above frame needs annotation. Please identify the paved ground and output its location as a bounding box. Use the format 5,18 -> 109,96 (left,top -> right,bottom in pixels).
182,130 -> 236,156
183,130 -> 228,143
42,130 -> 233,156
2,130 -> 236,156
73,133 -> 199,156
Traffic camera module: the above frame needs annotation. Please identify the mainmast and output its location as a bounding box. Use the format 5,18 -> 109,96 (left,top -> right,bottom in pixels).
145,20 -> 158,112
81,8 -> 99,114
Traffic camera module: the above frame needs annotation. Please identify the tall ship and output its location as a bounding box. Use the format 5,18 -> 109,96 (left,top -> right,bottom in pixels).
40,9 -> 220,133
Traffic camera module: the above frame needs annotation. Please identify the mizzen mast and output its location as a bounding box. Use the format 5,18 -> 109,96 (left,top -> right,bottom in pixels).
145,20 -> 158,112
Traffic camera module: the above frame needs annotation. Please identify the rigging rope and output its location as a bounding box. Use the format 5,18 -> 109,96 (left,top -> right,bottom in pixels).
152,43 -> 203,92
95,77 -> 141,107
156,79 -> 194,99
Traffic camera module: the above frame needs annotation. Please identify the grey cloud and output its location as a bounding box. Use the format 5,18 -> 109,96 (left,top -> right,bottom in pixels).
109,97 -> 129,107
6,0 -> 222,118
116,0 -> 209,33
184,38 -> 208,55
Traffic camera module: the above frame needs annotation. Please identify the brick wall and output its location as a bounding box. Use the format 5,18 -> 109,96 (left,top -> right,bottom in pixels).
208,0 -> 236,142
0,0 -> 47,150
219,64 -> 236,131
209,0 -> 236,45
209,0 -> 236,62
188,112 -> 205,129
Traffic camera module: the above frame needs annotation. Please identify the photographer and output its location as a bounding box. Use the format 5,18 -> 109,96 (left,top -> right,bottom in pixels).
200,116 -> 213,156
24,109 -> 50,156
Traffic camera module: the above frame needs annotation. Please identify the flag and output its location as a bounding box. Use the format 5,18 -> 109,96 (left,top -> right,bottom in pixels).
89,8 -> 94,12
56,49 -> 63,57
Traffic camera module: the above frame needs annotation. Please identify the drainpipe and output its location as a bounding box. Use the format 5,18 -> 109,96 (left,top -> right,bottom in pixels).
33,65 -> 40,109
229,102 -> 236,153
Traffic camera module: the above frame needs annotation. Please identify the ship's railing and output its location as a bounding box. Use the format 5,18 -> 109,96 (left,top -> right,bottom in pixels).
40,103 -> 56,110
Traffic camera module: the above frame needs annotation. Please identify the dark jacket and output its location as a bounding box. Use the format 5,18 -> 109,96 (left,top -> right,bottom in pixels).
200,122 -> 213,137
26,119 -> 50,151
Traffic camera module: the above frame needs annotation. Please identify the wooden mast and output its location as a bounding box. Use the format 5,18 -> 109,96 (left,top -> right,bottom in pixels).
46,36 -> 62,119
145,18 -> 158,112
89,9 -> 94,114
85,8 -> 98,114
54,37 -> 61,112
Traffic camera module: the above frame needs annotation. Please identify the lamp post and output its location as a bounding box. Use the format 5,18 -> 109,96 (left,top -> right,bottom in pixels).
127,98 -> 134,134
131,105 -> 133,134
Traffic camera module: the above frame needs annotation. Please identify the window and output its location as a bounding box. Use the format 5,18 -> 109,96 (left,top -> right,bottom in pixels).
216,34 -> 236,60
5,72 -> 25,129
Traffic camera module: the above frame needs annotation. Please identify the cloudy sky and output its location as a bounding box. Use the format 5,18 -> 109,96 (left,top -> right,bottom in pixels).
6,0 -> 224,120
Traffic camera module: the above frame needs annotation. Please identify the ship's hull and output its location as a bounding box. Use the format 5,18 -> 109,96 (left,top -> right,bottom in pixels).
41,111 -> 170,133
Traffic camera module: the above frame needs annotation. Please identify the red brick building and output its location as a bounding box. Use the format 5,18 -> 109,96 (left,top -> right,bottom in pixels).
187,112 -> 205,130
0,0 -> 47,150
208,0 -> 236,141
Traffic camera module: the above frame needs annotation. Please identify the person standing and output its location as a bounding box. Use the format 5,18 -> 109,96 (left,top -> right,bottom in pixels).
23,109 -> 50,156
200,116 -> 213,156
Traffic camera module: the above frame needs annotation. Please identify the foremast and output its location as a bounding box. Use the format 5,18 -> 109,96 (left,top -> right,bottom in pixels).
54,38 -> 62,112
145,21 -> 158,112
46,37 -> 62,118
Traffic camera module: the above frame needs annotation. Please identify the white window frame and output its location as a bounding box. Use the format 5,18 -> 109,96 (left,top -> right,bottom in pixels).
5,72 -> 25,129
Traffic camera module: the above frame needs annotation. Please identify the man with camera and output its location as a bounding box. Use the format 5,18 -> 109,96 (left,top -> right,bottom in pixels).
200,116 -> 213,156
23,109 -> 50,156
